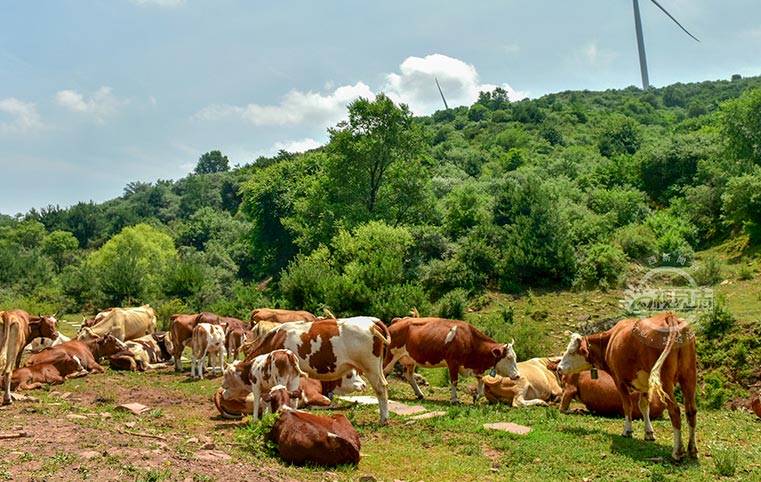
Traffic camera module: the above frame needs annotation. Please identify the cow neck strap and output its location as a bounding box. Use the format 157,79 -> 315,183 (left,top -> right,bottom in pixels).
490,345 -> 503,377
585,335 -> 599,380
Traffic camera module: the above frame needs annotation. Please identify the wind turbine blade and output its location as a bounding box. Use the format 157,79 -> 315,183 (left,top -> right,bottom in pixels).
435,78 -> 449,110
649,0 -> 701,42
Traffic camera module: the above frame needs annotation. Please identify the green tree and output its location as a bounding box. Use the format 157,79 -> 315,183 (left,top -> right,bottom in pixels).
597,114 -> 642,158
721,170 -> 761,242
195,150 -> 230,174
41,230 -> 79,273
721,88 -> 761,165
88,224 -> 178,304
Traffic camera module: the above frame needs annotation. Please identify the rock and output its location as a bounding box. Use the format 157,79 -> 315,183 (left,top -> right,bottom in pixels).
200,442 -> 216,450
410,411 -> 446,420
67,414 -> 88,420
483,422 -> 532,435
387,401 -> 426,416
194,450 -> 231,462
115,403 -> 151,415
80,450 -> 100,460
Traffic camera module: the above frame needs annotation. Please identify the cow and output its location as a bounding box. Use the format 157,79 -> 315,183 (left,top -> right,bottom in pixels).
190,323 -> 226,379
558,312 -> 698,461
25,334 -> 128,375
24,333 -> 71,354
249,308 -> 316,326
1,309 -> 59,405
168,312 -> 227,372
751,396 -> 761,419
483,357 -> 562,407
221,349 -> 305,421
77,305 -> 156,342
556,365 -> 666,419
263,385 -> 362,467
236,316 -> 392,425
1,358 -> 85,391
80,306 -> 116,330
213,368 -> 366,419
107,332 -> 174,371
383,317 -> 520,404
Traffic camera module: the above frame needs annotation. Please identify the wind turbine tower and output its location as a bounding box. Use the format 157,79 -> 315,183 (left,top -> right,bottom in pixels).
632,0 -> 700,90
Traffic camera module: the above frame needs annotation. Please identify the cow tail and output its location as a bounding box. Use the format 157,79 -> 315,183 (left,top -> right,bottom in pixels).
648,313 -> 679,405
371,320 -> 391,386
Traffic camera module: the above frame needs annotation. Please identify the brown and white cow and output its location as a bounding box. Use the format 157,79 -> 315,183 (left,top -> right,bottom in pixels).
25,334 -> 128,375
558,312 -> 698,460
221,349 -> 305,421
262,385 -> 362,467
249,308 -> 316,326
190,323 -> 226,379
77,305 -> 156,342
25,333 -> 71,355
1,309 -> 59,405
2,357 -> 85,391
168,312 -> 227,372
213,368 -> 366,419
556,366 -> 666,419
483,357 -> 562,407
108,332 -> 174,371
237,316 -> 391,425
383,317 -> 520,403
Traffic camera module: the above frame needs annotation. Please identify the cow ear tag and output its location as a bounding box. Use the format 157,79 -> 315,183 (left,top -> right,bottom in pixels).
590,366 -> 598,380
490,368 -> 496,377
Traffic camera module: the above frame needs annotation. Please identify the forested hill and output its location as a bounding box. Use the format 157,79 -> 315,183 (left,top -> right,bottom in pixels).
2,75 -> 761,323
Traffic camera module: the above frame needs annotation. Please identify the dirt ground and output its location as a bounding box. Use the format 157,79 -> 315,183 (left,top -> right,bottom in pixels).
0,365 -> 308,482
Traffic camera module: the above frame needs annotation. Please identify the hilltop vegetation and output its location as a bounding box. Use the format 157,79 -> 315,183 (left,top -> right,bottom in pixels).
2,76 -> 760,393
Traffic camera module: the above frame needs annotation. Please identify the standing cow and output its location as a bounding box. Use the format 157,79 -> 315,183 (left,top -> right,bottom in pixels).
249,308 -> 316,326
191,323 -> 226,379
1,310 -> 59,405
383,317 -> 520,403
558,312 -> 698,461
235,316 -> 391,425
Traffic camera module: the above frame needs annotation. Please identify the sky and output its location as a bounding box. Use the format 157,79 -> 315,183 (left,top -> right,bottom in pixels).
2,0 -> 760,216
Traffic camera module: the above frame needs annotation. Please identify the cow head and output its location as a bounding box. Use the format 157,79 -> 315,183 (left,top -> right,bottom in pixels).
493,339 -> 520,380
221,361 -> 249,399
333,369 -> 367,395
37,315 -> 60,341
261,385 -> 302,413
94,334 -> 129,358
558,333 -> 592,375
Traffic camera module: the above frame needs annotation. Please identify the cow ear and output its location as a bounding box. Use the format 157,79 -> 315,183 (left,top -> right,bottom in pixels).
491,345 -> 506,359
262,393 -> 272,402
288,389 -> 302,400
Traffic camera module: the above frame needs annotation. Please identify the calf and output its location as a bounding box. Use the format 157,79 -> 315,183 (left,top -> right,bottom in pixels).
25,334 -> 128,375
3,358 -> 85,391
226,325 -> 251,363
214,369 -> 366,418
263,385 -> 361,467
221,349 -> 305,421
558,312 -> 698,460
483,357 -> 562,407
108,332 -> 174,371
383,317 -> 520,403
169,313 -> 225,372
25,333 -> 71,355
191,323 -> 226,379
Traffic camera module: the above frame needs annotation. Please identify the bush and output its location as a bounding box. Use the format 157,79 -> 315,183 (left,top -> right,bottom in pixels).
573,243 -> 628,291
697,294 -> 735,339
434,289 -> 469,320
691,254 -> 724,286
474,311 -> 550,362
613,224 -> 658,260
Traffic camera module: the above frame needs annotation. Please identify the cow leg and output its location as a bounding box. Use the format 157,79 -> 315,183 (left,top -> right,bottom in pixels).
661,382 -> 685,460
251,385 -> 261,422
639,393 -> 655,441
366,370 -> 389,426
402,362 -> 425,399
679,366 -> 698,458
617,383 -> 634,437
473,375 -> 485,403
447,364 -> 460,403
2,373 -> 11,405
559,385 -> 577,413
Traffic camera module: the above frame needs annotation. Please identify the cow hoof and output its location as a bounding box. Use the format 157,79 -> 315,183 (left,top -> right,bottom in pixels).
622,430 -> 634,438
645,431 -> 656,441
688,446 -> 698,458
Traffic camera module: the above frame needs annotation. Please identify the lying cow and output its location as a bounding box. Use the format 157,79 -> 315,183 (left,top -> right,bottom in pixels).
191,323 -> 226,379
213,369 -> 367,419
483,357 -> 562,407
263,385 -> 361,467
236,316 -> 392,425
24,333 -> 71,355
1,310 -> 60,405
383,317 -> 520,403
558,312 -> 698,460
221,349 -> 305,421
2,358 -> 85,391
557,366 -> 666,419
249,308 -> 316,326
108,332 -> 174,371
25,334 -> 127,375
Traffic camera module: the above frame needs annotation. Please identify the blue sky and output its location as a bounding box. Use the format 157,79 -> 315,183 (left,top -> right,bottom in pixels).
2,0 -> 760,216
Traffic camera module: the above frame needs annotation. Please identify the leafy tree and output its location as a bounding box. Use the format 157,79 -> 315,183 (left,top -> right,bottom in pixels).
41,230 -> 79,272
88,224 -> 177,305
721,170 -> 761,242
597,114 -> 642,158
721,88 -> 761,165
195,150 -> 230,174
10,220 -> 47,249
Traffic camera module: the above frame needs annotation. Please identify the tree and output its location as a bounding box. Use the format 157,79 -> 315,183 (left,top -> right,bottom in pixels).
722,170 -> 761,242
721,88 -> 761,166
597,115 -> 642,158
41,230 -> 79,272
88,224 -> 177,304
195,150 -> 230,174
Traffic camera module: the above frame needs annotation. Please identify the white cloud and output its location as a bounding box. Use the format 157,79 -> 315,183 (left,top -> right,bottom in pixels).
0,97 -> 42,134
130,0 -> 185,7
576,41 -> 617,68
55,87 -> 127,122
194,82 -> 374,127
272,138 -> 323,153
382,54 -> 526,115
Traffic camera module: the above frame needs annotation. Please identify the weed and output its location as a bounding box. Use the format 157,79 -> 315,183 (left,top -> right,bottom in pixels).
737,263 -> 754,280
19,452 -> 33,462
235,412 -> 280,457
0,469 -> 11,481
136,468 -> 173,482
192,475 -> 214,482
150,408 -> 164,418
714,449 -> 738,477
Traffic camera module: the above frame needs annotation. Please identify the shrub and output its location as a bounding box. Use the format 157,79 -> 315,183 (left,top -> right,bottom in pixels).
434,289 -> 469,320
698,294 -> 735,339
690,254 -> 724,286
701,372 -> 731,409
573,243 -> 628,291
613,224 -> 658,260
